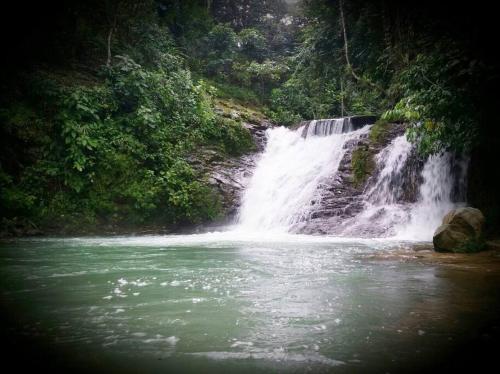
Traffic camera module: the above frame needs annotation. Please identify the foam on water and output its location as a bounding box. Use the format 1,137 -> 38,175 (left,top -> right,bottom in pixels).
237,124 -> 371,232
187,351 -> 345,366
39,231 -> 405,249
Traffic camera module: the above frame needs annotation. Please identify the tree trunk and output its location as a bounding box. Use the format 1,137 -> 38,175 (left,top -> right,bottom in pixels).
106,17 -> 116,67
340,78 -> 345,116
106,27 -> 113,67
339,0 -> 385,95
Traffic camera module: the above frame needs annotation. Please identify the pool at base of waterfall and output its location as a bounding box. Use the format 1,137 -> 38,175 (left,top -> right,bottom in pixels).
2,234 -> 500,373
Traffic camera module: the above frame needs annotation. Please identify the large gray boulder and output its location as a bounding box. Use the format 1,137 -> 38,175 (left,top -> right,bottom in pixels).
433,207 -> 486,253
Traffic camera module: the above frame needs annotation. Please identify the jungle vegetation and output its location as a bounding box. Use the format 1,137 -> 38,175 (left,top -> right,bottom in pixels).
1,0 -> 498,235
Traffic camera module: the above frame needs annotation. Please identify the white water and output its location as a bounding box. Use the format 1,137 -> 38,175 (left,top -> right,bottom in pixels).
344,134 -> 466,240
340,135 -> 414,237
396,152 -> 467,240
236,121 -> 466,241
302,118 -> 352,137
366,135 -> 413,205
237,122 -> 370,232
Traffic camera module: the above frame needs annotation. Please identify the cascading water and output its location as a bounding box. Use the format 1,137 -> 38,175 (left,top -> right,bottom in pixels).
236,118 -> 467,241
339,134 -> 415,237
237,120 -> 370,232
365,135 -> 414,205
301,118 -> 352,137
395,152 -> 468,240
342,134 -> 467,240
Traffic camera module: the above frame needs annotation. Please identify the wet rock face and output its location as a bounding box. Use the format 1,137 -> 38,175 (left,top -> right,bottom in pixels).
295,123 -> 413,236
433,207 -> 486,252
296,135 -> 368,232
205,153 -> 256,219
195,118 -> 419,233
192,120 -> 272,222
349,115 -> 378,130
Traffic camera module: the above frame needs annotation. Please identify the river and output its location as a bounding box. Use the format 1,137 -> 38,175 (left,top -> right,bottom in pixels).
2,234 -> 500,373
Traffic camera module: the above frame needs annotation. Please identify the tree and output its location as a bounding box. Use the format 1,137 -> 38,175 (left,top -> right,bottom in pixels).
104,0 -> 155,67
239,28 -> 268,62
202,23 -> 239,76
338,0 -> 385,95
212,0 -> 287,30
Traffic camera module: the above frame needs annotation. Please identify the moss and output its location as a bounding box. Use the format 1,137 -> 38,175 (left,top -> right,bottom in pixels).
215,99 -> 268,125
207,79 -> 261,106
220,117 -> 256,156
369,118 -> 390,145
351,145 -> 375,188
453,237 -> 487,253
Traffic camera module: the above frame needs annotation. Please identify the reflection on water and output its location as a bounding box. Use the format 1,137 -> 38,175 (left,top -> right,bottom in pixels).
1,234 -> 500,373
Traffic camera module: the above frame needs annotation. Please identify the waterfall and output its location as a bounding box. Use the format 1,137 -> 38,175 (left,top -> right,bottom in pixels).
395,152 -> 468,240
366,135 -> 413,205
302,118 -> 351,137
343,135 -> 468,240
237,121 -> 371,232
235,118 -> 467,241
339,135 -> 415,237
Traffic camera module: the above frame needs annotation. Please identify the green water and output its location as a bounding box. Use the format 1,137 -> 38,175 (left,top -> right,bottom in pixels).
1,234 -> 499,373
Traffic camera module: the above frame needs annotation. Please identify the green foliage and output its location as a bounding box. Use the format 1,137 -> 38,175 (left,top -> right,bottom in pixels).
119,21 -> 178,68
268,78 -> 314,124
351,146 -> 375,188
215,98 -> 269,126
218,118 -> 255,156
184,4 -> 299,107
211,0 -> 288,31
265,1 -> 386,123
233,60 -> 288,98
158,160 -> 222,223
382,53 -> 478,155
239,28 -> 268,62
1,49 -> 256,232
202,24 -> 239,77
369,119 -> 391,145
266,107 -> 302,127
208,80 -> 261,106
0,169 -> 37,218
268,0 -> 486,154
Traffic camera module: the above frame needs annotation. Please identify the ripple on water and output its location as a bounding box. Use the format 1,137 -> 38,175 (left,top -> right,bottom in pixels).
143,335 -> 179,345
187,350 -> 344,366
49,271 -> 88,278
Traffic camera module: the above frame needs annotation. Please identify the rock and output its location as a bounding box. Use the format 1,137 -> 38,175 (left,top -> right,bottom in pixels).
190,117 -> 273,222
348,115 -> 378,130
433,224 -> 471,251
292,123 -> 408,236
442,207 -> 484,235
433,207 -> 486,253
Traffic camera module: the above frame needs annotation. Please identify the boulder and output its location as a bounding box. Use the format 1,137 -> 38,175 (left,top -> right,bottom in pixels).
348,115 -> 378,130
433,207 -> 486,253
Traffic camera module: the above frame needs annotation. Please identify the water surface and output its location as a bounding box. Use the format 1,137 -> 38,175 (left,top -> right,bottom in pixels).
1,234 -> 499,373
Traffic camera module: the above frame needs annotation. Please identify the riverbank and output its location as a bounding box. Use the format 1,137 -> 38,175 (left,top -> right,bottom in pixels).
362,240 -> 500,269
